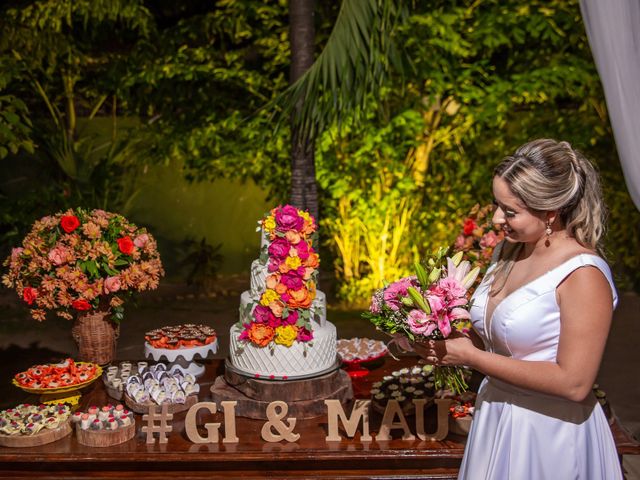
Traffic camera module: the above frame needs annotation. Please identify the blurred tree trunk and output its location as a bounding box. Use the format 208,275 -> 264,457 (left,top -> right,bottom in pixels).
289,0 -> 318,221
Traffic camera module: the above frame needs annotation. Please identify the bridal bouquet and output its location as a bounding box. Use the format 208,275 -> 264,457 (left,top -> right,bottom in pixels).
363,248 -> 479,394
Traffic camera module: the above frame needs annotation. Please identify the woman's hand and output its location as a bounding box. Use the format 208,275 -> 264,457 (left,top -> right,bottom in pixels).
412,332 -> 477,367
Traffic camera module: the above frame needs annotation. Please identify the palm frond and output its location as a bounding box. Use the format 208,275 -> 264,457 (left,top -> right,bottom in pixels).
271,0 -> 407,142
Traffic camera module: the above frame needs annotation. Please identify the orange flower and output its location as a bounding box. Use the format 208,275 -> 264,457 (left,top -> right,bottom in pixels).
285,230 -> 301,244
269,299 -> 285,317
304,252 -> 320,268
287,284 -> 315,309
274,282 -> 288,295
265,274 -> 280,289
248,323 -> 275,347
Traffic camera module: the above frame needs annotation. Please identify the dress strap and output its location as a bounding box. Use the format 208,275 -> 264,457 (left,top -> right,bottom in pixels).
548,254 -> 618,308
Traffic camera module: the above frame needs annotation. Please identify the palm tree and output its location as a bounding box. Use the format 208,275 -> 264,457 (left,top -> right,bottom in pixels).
282,0 -> 404,220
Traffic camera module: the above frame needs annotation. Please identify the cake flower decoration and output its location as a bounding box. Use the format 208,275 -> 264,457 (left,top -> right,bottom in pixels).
238,205 -> 319,349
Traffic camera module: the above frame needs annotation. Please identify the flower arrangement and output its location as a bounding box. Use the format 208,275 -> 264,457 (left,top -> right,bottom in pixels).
453,203 -> 504,275
363,248 -> 479,394
2,208 -> 164,322
239,205 -> 320,349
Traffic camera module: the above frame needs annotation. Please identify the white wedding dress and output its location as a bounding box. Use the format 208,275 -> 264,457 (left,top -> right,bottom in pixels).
459,254 -> 623,479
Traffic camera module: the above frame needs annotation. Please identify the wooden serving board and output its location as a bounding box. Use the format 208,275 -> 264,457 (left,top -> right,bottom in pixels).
0,420 -> 72,448
75,422 -> 136,447
124,392 -> 197,415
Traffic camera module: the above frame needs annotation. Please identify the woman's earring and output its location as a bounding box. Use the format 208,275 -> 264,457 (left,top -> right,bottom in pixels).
545,220 -> 552,246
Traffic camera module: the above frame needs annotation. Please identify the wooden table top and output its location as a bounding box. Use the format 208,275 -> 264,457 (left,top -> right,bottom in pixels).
0,356 -> 637,479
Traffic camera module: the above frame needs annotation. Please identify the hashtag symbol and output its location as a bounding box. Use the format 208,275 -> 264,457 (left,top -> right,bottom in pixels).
142,404 -> 173,444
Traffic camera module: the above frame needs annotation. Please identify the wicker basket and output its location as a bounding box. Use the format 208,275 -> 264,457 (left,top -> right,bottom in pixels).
71,308 -> 120,365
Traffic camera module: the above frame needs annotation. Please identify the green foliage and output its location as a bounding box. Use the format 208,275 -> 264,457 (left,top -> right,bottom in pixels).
319,0 -> 638,304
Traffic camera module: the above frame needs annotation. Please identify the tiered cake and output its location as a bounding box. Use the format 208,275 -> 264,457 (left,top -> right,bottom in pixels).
229,205 -> 337,379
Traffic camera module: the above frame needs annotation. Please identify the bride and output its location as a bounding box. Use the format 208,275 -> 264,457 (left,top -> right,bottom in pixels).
414,139 -> 622,479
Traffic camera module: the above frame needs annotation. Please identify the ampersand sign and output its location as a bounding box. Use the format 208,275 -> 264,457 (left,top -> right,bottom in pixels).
260,401 -> 300,443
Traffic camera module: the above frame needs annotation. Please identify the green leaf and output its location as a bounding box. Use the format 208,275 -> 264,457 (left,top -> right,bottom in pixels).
407,287 -> 431,314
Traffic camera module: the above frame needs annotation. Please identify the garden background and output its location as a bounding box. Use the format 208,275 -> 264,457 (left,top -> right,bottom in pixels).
0,0 -> 639,475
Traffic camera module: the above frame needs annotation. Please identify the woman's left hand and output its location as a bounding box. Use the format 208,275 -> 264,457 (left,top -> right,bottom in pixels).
412,332 -> 476,367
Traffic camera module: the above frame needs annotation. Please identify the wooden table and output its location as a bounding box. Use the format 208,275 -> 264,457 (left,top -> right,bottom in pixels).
0,357 -> 637,479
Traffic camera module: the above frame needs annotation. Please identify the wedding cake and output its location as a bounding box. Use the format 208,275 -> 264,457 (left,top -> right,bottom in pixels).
229,205 -> 337,380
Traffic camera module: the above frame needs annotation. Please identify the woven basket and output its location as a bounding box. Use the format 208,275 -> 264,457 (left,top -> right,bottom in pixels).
71,308 -> 120,365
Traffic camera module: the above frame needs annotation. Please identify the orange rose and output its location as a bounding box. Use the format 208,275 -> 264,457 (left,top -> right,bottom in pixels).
275,282 -> 288,295
285,230 -> 301,244
248,323 -> 275,347
278,262 -> 291,274
304,252 -> 319,268
269,300 -> 285,317
265,274 -> 280,289
287,285 -> 315,309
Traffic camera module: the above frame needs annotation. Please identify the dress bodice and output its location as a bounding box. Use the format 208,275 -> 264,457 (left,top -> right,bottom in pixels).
470,254 -> 618,362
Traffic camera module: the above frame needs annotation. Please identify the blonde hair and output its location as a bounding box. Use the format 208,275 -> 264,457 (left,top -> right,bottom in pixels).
490,138 -> 606,293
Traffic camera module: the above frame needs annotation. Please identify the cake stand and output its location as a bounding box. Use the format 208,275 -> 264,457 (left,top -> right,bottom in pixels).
143,340 -> 218,377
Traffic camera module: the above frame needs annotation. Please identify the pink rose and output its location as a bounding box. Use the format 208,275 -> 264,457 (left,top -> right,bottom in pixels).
281,272 -> 304,290
407,309 -> 436,336
274,205 -> 304,232
104,276 -> 122,294
253,305 -> 273,323
383,276 -> 419,311
454,234 -> 466,250
47,247 -> 68,266
268,238 -> 291,259
438,277 -> 467,300
134,233 -> 150,248
480,230 -> 498,249
294,240 -> 310,260
283,310 -> 299,325
296,327 -> 313,342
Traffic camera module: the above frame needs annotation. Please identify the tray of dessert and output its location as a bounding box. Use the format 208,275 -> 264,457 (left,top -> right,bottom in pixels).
337,338 -> 388,377
123,363 -> 199,414
12,358 -> 102,394
72,403 -> 136,447
144,324 -> 218,363
370,365 -> 436,415
0,403 -> 72,447
447,392 -> 476,436
103,361 -> 146,400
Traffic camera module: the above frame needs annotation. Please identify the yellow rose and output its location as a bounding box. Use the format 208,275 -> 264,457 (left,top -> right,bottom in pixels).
259,289 -> 279,306
263,216 -> 276,232
285,256 -> 301,269
274,325 -> 299,347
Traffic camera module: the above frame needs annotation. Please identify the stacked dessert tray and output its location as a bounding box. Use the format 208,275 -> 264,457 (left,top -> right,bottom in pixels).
106,362 -> 200,414
144,324 -> 218,377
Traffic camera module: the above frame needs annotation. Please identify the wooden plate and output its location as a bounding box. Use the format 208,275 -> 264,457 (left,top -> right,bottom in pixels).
75,422 -> 136,447
124,392 -> 197,415
0,421 -> 72,448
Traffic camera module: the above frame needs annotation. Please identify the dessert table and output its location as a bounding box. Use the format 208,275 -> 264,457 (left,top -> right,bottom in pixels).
0,357 -> 637,479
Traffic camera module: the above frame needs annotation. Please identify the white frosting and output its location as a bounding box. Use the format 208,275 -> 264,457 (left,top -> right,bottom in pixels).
229,321 -> 336,378
250,260 -> 268,296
